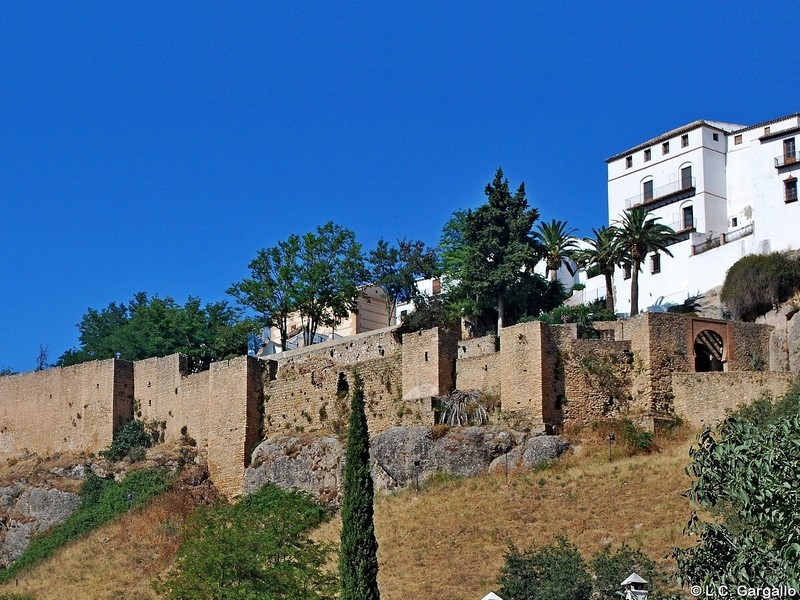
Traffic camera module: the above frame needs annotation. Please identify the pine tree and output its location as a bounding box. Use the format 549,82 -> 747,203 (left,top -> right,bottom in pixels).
338,372 -> 380,599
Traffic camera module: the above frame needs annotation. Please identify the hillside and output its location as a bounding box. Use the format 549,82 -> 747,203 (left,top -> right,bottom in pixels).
0,424 -> 695,600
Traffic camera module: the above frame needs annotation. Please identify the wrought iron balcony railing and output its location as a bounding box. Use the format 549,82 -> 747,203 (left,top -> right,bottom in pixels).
775,151 -> 799,168
624,177 -> 696,210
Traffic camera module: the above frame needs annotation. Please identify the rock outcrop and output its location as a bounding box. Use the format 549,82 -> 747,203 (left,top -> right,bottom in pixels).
244,426 -> 568,505
756,300 -> 800,374
0,485 -> 80,566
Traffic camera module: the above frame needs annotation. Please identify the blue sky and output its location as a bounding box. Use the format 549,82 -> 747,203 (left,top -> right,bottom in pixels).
1,2 -> 797,373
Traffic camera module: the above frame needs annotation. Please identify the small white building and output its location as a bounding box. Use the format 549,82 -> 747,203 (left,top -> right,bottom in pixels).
603,112 -> 800,314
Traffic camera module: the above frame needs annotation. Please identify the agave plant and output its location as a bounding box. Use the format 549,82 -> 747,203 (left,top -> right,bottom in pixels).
436,389 -> 490,426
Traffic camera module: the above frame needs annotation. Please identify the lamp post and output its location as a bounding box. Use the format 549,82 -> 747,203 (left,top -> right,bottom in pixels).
413,460 -> 420,495
607,433 -> 615,461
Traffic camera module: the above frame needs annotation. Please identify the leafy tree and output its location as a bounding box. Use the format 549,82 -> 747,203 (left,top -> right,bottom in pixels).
720,251 -> 800,320
158,484 -> 335,600
591,543 -> 663,600
396,294 -> 452,336
0,367 -> 17,377
498,535 -> 592,600
295,222 -> 368,345
368,238 -> 439,325
58,293 -> 249,371
671,387 -> 800,589
228,235 -> 302,350
339,373 -> 380,600
232,223 -> 368,348
442,168 -> 545,333
573,226 -> 623,313
614,207 -> 677,316
534,219 -> 579,282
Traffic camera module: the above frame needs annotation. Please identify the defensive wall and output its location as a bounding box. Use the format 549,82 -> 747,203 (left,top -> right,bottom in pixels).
0,313 -> 791,497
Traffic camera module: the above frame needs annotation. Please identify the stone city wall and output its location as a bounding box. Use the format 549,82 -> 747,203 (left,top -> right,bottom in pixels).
728,321 -> 772,371
673,371 -> 793,427
560,339 -> 634,427
0,359 -> 133,457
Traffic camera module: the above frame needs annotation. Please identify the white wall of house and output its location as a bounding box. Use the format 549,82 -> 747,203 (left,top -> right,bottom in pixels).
603,113 -> 800,315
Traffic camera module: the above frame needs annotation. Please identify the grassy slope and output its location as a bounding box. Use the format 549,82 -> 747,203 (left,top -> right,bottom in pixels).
1,427 -> 695,600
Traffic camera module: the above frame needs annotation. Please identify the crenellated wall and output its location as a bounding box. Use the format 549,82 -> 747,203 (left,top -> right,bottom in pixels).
0,313 -> 786,497
0,359 -> 133,457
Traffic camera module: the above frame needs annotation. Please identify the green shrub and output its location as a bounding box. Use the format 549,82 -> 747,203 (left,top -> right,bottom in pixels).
621,420 -> 654,453
0,469 -> 170,583
101,420 -> 151,461
591,543 -> 664,600
721,251 -> 800,320
156,484 -> 334,600
498,535 -> 592,600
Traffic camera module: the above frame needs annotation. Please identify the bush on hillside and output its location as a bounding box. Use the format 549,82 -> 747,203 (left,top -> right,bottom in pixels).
592,543 -> 665,600
721,251 -> 800,321
498,536 -> 592,600
156,484 -> 335,600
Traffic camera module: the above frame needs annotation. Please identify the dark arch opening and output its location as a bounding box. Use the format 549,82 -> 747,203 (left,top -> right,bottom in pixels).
694,330 -> 725,372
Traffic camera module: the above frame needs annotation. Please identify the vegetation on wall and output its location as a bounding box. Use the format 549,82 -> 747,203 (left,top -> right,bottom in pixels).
721,251 -> 800,320
438,168 -> 554,334
672,384 -> 800,588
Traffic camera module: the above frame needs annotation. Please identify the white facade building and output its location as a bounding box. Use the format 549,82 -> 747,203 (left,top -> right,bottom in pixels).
598,112 -> 800,315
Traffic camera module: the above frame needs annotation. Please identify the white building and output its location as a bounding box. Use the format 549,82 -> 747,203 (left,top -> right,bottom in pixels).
576,112 -> 800,314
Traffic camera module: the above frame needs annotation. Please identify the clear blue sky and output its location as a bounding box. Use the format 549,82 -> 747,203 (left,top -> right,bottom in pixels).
1,2 -> 797,373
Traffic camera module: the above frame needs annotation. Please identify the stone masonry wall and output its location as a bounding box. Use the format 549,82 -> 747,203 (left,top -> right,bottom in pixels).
728,321 -> 772,371
0,359 -> 133,457
134,355 -> 211,447
206,356 -> 263,499
401,328 -> 457,401
455,335 -> 501,397
498,321 -> 548,432
673,371 -> 793,426
561,339 -> 634,427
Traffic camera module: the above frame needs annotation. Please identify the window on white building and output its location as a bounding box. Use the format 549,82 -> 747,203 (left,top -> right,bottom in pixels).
682,205 -> 694,229
681,134 -> 689,147
734,134 -> 742,145
681,165 -> 692,189
785,178 -> 798,203
644,148 -> 651,162
662,141 -> 669,155
713,133 -> 719,141
765,127 -> 771,135
651,254 -> 661,274
783,138 -> 796,164
625,155 -> 632,169
731,217 -> 738,227
643,179 -> 654,201
623,265 -> 632,280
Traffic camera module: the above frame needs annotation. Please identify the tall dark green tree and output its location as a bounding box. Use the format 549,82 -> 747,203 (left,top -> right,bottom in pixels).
442,168 -> 545,333
339,373 -> 380,600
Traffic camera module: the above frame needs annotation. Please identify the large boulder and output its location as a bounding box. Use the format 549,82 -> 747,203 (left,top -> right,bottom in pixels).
489,435 -> 569,472
244,434 -> 344,507
370,426 -> 525,492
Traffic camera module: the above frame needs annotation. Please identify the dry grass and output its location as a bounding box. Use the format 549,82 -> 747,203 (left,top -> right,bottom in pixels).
0,468 -> 215,600
314,424 -> 697,600
0,427 -> 697,600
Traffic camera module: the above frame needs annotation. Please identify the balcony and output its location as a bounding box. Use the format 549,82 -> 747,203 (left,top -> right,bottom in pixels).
775,151 -> 799,168
624,177 -> 696,210
691,222 -> 754,256
664,218 -> 696,246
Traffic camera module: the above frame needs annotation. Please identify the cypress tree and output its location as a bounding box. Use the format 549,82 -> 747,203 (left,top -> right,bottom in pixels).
338,372 -> 380,599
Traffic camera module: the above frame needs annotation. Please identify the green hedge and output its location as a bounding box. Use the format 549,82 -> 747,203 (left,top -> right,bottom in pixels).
721,252 -> 800,321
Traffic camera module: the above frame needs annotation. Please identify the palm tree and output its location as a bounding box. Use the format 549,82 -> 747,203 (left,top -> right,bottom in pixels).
573,226 -> 622,314
534,219 -> 579,282
614,207 -> 678,316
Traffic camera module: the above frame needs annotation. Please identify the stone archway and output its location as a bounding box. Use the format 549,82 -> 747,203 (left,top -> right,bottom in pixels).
694,330 -> 725,372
